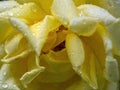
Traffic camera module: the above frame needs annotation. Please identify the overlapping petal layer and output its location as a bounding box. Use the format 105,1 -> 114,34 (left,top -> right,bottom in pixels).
0,0 -> 120,90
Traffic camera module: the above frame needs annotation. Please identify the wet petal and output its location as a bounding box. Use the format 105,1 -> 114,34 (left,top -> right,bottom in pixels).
0,1 -> 19,13
10,17 -> 36,53
69,16 -> 98,36
77,4 -> 116,26
51,0 -> 79,26
66,33 -> 85,70
0,64 -> 21,90
0,2 -> 45,24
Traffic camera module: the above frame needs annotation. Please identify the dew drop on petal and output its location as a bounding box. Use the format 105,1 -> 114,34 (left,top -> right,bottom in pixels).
2,84 -> 8,89
8,12 -> 13,16
3,72 -> 7,76
3,6 -> 7,9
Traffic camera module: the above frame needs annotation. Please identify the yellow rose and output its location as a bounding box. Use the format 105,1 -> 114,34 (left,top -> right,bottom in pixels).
0,0 -> 119,90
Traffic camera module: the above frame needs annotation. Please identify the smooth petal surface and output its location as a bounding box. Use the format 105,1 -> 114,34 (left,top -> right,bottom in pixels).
66,33 -> 85,70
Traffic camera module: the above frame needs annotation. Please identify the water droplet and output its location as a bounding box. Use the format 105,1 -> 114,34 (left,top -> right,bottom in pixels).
12,22 -> 17,27
3,6 -> 7,9
8,12 -> 13,16
3,72 -> 7,76
2,84 -> 8,89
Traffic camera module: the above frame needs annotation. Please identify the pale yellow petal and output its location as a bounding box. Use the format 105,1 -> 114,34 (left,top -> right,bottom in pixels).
4,34 -> 23,55
1,50 -> 30,63
51,0 -> 79,26
20,52 -> 45,87
69,16 -> 98,36
78,31 -> 106,89
77,4 -> 116,26
0,64 -> 21,90
105,56 -> 119,82
37,49 -> 75,83
107,19 -> 120,56
35,15 -> 61,55
0,1 -> 19,13
87,0 -> 120,18
10,17 -> 36,53
0,3 -> 45,24
66,33 -> 85,70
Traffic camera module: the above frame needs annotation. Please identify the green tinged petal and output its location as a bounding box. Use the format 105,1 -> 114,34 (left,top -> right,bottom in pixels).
105,56 -> 119,82
107,19 -> 120,56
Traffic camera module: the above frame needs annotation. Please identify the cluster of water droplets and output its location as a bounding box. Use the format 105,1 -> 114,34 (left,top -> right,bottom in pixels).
0,71 -> 8,89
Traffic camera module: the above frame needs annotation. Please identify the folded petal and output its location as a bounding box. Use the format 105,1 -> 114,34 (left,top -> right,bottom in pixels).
37,49 -> 75,83
20,52 -> 45,87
